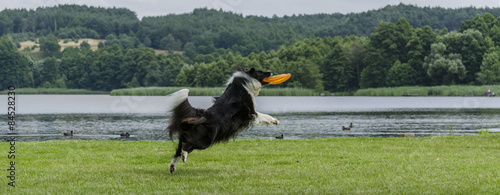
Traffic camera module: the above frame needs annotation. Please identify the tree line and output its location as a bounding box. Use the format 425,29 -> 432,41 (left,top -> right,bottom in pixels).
2,5 -> 500,92
3,4 -> 500,56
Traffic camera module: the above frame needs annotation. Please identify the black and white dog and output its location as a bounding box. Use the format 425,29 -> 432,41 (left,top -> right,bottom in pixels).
166,67 -> 279,173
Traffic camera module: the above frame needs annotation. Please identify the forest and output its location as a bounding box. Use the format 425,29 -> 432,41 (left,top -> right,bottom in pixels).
2,4 -> 500,92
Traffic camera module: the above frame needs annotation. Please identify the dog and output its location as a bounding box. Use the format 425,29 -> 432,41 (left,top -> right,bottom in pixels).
166,67 -> 280,173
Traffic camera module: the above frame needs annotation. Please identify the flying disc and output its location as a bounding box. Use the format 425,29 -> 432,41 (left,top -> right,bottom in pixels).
263,73 -> 291,85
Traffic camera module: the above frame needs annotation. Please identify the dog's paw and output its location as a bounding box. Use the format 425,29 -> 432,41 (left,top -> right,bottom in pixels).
272,118 -> 279,125
169,163 -> 176,174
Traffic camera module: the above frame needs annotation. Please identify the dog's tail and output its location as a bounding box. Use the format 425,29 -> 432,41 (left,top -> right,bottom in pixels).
166,89 -> 196,140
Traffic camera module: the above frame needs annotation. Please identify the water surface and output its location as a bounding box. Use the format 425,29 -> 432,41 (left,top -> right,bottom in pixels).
2,95 -> 499,141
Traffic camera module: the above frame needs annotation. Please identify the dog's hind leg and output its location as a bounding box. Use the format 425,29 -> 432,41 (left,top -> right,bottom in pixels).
181,143 -> 196,163
169,142 -> 183,173
169,155 -> 180,174
181,150 -> 188,163
181,142 -> 189,163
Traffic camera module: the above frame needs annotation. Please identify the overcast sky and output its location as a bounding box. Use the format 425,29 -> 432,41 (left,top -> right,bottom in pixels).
3,0 -> 500,19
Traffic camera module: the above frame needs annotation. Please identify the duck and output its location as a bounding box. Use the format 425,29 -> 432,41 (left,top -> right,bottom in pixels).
275,134 -> 284,139
120,132 -> 130,138
349,123 -> 354,128
342,126 -> 350,131
63,130 -> 73,136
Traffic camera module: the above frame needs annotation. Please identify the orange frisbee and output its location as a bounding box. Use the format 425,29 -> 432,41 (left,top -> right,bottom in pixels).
263,73 -> 291,85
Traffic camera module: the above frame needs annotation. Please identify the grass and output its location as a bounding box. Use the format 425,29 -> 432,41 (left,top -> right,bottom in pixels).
110,87 -> 321,96
1,135 -> 499,194
19,38 -> 104,52
354,85 -> 500,96
0,88 -> 108,95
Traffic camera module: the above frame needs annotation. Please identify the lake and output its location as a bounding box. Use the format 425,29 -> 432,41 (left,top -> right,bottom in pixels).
2,95 -> 500,141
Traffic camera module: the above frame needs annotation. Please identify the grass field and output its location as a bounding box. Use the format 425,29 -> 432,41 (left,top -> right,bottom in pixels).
19,38 -> 104,52
1,135 -> 499,194
19,38 -> 180,55
110,87 -> 321,96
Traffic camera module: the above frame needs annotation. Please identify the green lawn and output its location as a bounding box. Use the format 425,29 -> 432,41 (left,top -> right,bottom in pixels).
1,135 -> 499,194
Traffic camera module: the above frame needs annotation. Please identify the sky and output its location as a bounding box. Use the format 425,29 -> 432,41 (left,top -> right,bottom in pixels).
3,0 -> 500,19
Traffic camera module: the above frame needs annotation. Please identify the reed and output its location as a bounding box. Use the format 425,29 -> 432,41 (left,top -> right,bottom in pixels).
0,88 -> 108,94
110,87 -> 320,96
260,87 -> 320,96
354,85 -> 500,96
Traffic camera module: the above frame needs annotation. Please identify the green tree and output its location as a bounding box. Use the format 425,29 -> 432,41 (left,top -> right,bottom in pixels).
183,42 -> 197,59
369,18 -> 413,64
39,35 -> 61,57
0,36 -> 34,89
322,43 -> 352,92
158,54 -> 186,86
489,25 -> 500,45
143,36 -> 152,47
0,13 -> 13,35
98,41 -> 105,49
53,78 -> 67,88
423,43 -> 466,85
277,40 -> 324,91
80,40 -> 90,49
60,47 -> 91,88
125,77 -> 140,88
93,44 -> 124,90
362,18 -> 415,88
360,51 -> 388,88
345,38 -> 368,88
386,60 -> 416,86
443,30 -> 490,83
459,13 -> 498,37
176,65 -> 196,86
405,26 -> 436,86
175,68 -> 189,86
39,57 -> 61,86
477,49 -> 500,84
160,34 -> 182,51
144,60 -> 163,86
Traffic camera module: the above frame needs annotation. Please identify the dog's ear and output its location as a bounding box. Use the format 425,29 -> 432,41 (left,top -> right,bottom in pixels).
180,117 -> 206,130
249,68 -> 255,74
236,66 -> 245,72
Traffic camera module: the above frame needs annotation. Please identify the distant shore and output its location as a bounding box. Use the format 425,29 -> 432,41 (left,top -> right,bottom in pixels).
2,85 -> 499,96
354,85 -> 500,96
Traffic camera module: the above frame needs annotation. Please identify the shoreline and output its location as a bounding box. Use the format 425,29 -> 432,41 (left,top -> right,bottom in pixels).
2,85 -> 500,97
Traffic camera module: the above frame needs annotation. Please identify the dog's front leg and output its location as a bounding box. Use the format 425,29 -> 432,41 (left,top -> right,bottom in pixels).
253,112 -> 279,125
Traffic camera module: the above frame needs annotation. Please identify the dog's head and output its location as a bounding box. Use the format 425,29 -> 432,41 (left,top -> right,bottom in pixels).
237,67 -> 272,85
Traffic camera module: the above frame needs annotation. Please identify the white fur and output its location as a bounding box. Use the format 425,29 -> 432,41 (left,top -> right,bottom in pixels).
169,89 -> 189,109
253,112 -> 279,125
181,150 -> 188,163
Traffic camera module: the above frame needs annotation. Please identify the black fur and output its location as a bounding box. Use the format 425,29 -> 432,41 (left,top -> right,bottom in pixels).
166,67 -> 273,173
